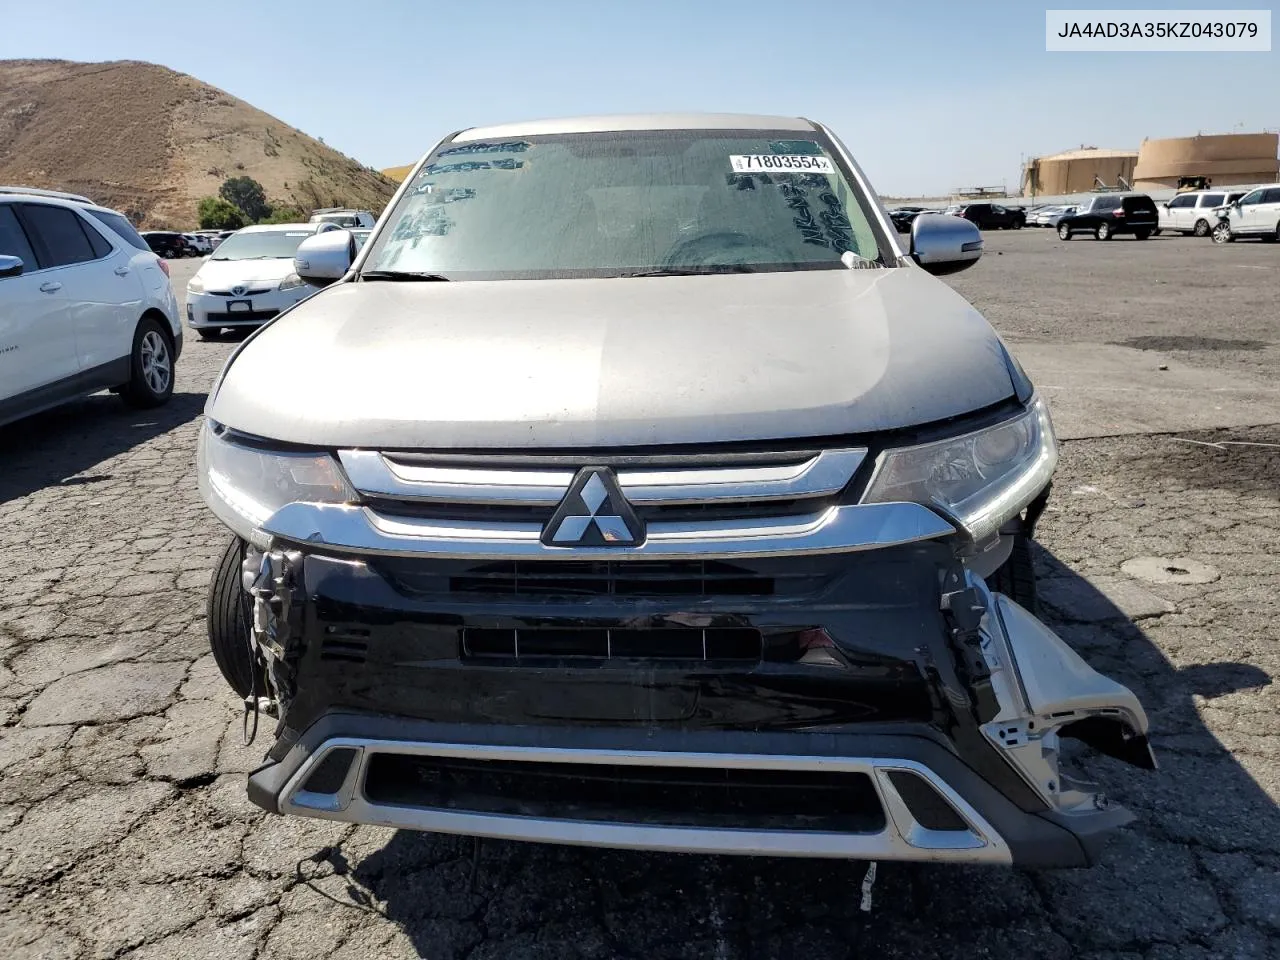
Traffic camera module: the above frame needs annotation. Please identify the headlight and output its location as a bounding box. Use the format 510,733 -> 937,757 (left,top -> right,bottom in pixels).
861,395 -> 1057,543
278,273 -> 306,291
187,276 -> 205,294
197,421 -> 355,544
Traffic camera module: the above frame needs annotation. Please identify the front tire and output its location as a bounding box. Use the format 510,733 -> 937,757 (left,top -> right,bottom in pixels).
208,535 -> 260,699
1134,229 -> 1150,240
1212,221 -> 1233,244
196,328 -> 220,342
985,530 -> 1038,613
1058,224 -> 1071,240
1095,222 -> 1112,240
1011,218 -> 1023,230
121,317 -> 174,408
1192,218 -> 1211,237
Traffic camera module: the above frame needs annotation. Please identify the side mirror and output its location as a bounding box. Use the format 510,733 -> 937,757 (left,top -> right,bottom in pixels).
294,230 -> 354,287
909,213 -> 982,276
0,255 -> 24,279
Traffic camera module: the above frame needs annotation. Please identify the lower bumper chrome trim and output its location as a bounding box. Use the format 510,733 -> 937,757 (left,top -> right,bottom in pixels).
277,738 -> 1012,862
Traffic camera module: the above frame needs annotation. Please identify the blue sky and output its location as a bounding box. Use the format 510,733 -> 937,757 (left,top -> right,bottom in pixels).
2,0 -> 1276,195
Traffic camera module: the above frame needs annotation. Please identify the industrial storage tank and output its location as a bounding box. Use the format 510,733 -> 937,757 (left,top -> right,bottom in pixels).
1133,133 -> 1279,190
1021,148 -> 1139,196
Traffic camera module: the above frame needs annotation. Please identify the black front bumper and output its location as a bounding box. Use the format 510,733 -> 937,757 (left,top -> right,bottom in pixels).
243,545 -> 1129,866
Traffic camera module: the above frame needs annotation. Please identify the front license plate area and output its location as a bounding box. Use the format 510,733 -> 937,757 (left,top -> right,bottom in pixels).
227,299 -> 252,313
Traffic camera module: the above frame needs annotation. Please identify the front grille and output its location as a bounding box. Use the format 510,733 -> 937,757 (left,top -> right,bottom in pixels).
206,287 -> 272,296
451,560 -> 774,597
201,309 -> 280,323
362,754 -> 886,832
341,448 -> 868,544
376,556 -> 838,600
462,626 -> 763,662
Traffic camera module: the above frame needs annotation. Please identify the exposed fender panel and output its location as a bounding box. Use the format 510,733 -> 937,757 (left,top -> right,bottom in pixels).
996,596 -> 1151,731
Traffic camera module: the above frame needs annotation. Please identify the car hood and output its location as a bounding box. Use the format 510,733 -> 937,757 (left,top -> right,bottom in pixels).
195,257 -> 295,287
208,268 -> 1016,449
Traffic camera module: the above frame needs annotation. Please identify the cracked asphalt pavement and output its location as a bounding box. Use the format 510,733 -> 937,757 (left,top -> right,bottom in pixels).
2,232 -> 1278,959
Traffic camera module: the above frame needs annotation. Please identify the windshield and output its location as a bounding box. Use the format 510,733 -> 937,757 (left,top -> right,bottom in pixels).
318,214 -> 361,227
212,229 -> 313,260
363,130 -> 884,280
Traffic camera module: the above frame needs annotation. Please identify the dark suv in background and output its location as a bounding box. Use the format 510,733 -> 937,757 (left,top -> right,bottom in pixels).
141,231 -> 199,258
1056,194 -> 1158,241
955,203 -> 1026,230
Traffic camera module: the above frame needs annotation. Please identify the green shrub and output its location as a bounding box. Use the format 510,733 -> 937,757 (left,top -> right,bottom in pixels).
197,196 -> 246,230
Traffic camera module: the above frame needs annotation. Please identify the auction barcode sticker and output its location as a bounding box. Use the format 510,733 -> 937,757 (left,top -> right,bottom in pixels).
730,155 -> 834,173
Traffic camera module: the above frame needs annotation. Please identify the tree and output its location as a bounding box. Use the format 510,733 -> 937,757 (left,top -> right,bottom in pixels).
197,196 -> 246,230
218,176 -> 270,222
256,201 -> 308,225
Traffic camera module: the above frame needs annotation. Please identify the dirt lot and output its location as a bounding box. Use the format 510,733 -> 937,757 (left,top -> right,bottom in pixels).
1,230 -> 1278,959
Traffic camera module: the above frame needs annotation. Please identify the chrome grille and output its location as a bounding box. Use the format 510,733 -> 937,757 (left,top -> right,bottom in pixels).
337,447 -> 868,553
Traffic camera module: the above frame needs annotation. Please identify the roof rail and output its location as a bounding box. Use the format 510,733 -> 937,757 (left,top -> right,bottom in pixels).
0,185 -> 94,203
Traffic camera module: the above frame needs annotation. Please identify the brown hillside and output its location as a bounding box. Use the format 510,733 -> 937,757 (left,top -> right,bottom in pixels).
0,59 -> 398,228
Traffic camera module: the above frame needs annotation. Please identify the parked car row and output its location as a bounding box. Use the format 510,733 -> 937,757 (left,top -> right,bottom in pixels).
891,185 -> 1280,246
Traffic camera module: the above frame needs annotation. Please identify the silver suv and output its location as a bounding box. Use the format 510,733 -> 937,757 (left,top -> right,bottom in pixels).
198,114 -> 1154,869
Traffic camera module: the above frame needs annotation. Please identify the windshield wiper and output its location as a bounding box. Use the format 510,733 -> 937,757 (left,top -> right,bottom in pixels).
361,270 -> 451,282
620,266 -> 754,278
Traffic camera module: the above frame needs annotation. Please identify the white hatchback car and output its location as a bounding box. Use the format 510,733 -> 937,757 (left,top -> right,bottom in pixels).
0,187 -> 182,427
185,223 -> 339,339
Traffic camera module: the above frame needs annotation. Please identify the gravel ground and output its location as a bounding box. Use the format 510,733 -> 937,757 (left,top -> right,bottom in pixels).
1,234 -> 1277,959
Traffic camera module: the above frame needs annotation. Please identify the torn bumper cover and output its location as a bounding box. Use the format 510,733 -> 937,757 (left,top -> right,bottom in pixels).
239,540 -> 1154,868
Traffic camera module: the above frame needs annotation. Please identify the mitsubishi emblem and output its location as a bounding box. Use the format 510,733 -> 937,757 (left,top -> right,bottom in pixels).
542,467 -> 644,547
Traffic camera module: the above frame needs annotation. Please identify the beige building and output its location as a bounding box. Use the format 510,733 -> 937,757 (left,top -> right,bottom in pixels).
1132,133 -> 1279,190
1021,148 -> 1139,196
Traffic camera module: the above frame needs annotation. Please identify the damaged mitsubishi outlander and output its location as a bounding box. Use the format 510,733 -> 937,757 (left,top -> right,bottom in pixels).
199,114 -> 1155,868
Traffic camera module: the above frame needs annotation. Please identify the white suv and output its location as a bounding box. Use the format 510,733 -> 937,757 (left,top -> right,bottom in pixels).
1211,184 -> 1280,243
0,188 -> 182,428
1157,188 -> 1249,237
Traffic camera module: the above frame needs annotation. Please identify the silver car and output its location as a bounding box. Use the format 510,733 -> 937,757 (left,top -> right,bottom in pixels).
198,113 -> 1154,869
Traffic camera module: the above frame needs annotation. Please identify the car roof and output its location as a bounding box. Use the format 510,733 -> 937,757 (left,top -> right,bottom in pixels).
234,223 -> 323,234
453,112 -> 814,143
0,190 -> 128,219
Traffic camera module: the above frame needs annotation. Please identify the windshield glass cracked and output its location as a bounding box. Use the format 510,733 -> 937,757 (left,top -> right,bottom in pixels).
363,131 -> 885,280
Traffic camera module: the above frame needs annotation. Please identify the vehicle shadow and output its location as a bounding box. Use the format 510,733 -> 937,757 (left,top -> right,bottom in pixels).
0,390 -> 206,505
322,544 -> 1276,959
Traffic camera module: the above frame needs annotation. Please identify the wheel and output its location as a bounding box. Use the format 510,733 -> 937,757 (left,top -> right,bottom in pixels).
121,317 -> 174,408
985,529 -> 1038,613
1262,222 -> 1280,243
1095,222 -> 1112,240
1011,218 -> 1023,230
1212,221 -> 1233,244
196,328 -> 220,342
1057,224 -> 1071,240
207,535 -> 261,699
1134,229 -> 1150,240
1151,228 -> 1161,237
1192,218 -> 1211,237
